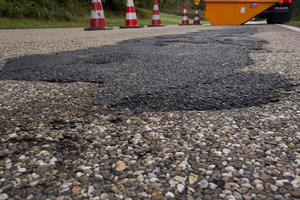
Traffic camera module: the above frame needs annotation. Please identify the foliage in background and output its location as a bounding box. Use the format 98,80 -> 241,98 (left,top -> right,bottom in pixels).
291,0 -> 300,21
0,0 -> 91,21
0,0 -> 298,28
0,0 -> 204,21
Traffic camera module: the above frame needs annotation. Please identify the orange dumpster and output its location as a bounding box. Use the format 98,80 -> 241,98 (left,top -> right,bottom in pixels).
204,0 -> 280,25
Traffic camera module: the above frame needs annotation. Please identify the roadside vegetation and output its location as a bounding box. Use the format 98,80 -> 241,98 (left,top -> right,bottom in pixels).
0,0 -> 206,29
0,0 -> 299,29
287,0 -> 300,27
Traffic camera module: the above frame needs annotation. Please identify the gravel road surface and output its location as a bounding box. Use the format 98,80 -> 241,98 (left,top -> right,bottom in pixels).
0,25 -> 299,200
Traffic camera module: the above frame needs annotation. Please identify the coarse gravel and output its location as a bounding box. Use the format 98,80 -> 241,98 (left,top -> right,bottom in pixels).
0,25 -> 299,200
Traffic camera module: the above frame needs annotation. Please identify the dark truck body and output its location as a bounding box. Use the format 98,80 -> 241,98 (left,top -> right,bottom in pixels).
257,0 -> 292,23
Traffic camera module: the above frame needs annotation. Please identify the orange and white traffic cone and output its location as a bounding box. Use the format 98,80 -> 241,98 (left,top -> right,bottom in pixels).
84,0 -> 113,31
120,0 -> 144,28
193,6 -> 201,25
148,0 -> 165,27
179,4 -> 190,25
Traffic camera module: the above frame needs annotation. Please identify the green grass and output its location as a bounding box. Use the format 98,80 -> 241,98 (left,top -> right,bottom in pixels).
0,16 -> 90,29
286,21 -> 300,28
0,12 -> 208,29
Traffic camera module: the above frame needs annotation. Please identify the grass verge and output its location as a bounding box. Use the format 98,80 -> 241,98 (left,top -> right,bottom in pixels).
0,12 -> 209,29
0,17 -> 90,29
286,21 -> 300,28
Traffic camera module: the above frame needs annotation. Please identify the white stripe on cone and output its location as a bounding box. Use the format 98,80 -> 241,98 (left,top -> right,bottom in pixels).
92,0 -> 101,2
91,10 -> 104,19
195,10 -> 199,14
183,16 -> 188,20
126,12 -> 137,20
153,5 -> 159,10
152,15 -> 160,20
194,17 -> 199,20
127,0 -> 134,7
183,9 -> 187,13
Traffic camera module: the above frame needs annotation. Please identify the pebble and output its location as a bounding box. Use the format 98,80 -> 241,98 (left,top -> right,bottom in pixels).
0,194 -> 9,200
256,183 -> 264,190
18,168 -> 27,173
165,191 -> 175,198
116,161 -> 126,172
174,176 -> 186,183
270,185 -> 278,192
177,184 -> 185,193
198,179 -> 209,189
0,25 -> 299,200
276,179 -> 289,186
189,173 -> 198,185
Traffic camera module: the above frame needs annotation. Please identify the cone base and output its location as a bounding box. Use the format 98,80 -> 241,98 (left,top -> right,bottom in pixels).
147,24 -> 166,27
84,27 -> 113,31
119,25 -> 144,28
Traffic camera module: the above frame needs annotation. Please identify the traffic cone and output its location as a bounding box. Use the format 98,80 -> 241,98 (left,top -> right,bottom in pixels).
84,0 -> 113,31
120,0 -> 144,28
193,6 -> 201,25
148,0 -> 165,27
179,4 -> 190,25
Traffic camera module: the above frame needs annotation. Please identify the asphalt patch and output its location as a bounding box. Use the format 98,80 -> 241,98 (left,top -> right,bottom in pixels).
0,27 -> 292,111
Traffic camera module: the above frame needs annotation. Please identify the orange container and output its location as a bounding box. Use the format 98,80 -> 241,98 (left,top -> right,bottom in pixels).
204,0 -> 280,25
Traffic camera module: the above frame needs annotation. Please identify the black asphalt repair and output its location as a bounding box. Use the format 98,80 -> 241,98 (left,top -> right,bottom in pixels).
0,27 -> 292,111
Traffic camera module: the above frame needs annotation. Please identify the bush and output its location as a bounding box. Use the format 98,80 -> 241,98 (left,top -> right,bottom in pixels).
135,7 -> 152,19
0,0 -> 89,21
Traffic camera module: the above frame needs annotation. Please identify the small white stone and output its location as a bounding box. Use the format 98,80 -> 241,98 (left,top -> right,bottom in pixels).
253,179 -> 263,185
222,173 -> 233,178
208,164 -> 216,170
291,179 -> 300,188
283,172 -> 292,177
30,181 -> 39,187
175,152 -> 185,157
19,155 -> 26,160
76,172 -> 84,177
198,179 -> 209,188
95,174 -> 103,181
209,183 -> 218,189
32,173 -> 40,179
18,168 -> 27,173
166,173 -> 170,179
144,126 -> 152,131
177,184 -> 185,193
88,186 -> 94,196
255,183 -> 264,190
174,176 -> 186,183
100,193 -> 108,199
206,170 -> 213,175
270,185 -> 278,192
276,179 -> 289,186
241,183 -> 253,189
225,166 -> 235,172
165,192 -> 175,198
232,125 -> 239,129
214,151 -> 222,156
0,193 -> 9,200
238,169 -> 244,175
227,195 -> 236,200
150,177 -> 159,182
169,179 -> 177,188
50,157 -> 57,165
223,148 -> 231,155
114,195 -> 123,199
